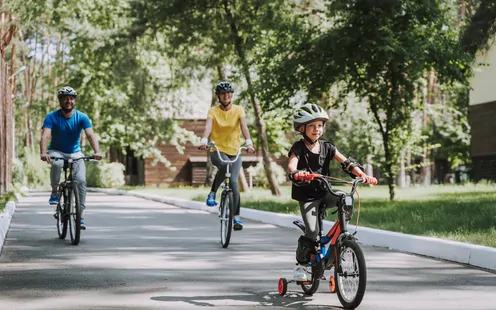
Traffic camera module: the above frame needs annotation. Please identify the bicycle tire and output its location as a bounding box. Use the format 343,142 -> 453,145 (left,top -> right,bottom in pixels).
56,188 -> 68,239
68,184 -> 81,245
334,239 -> 367,309
220,191 -> 234,248
301,263 -> 321,295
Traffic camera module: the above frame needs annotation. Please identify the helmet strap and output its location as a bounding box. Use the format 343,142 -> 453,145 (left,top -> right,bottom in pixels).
303,134 -> 318,145
218,95 -> 231,109
301,124 -> 318,145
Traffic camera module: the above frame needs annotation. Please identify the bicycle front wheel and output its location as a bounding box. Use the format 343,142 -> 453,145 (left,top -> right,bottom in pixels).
220,191 -> 234,248
56,189 -> 68,239
334,239 -> 367,309
68,185 -> 82,245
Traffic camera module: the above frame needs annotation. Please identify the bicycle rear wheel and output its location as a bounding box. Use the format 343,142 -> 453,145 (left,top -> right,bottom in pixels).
220,191 -> 234,248
334,239 -> 367,309
56,189 -> 68,239
301,263 -> 321,296
68,185 -> 81,245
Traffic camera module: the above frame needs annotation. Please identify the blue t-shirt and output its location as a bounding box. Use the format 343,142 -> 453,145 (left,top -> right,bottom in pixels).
42,109 -> 92,153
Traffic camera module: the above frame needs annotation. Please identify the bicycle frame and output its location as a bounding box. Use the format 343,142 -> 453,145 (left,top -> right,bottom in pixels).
207,141 -> 248,191
306,177 -> 363,268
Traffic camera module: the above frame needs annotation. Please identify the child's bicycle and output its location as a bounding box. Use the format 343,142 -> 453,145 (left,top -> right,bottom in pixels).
205,141 -> 247,248
278,173 -> 367,309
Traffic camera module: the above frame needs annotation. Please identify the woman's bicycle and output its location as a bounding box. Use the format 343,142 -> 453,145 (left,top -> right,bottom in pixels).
278,174 -> 367,309
51,156 -> 97,245
205,141 -> 247,248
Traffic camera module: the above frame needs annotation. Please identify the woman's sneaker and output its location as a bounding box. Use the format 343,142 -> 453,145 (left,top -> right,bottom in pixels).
206,192 -> 216,206
293,264 -> 308,282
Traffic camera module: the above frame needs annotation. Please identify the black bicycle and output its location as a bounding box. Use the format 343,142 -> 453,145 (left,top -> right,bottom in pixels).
278,174 -> 367,309
51,156 -> 97,245
205,141 -> 247,248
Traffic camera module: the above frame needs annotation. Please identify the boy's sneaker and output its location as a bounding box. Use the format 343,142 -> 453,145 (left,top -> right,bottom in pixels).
233,218 -> 243,231
49,192 -> 59,205
206,192 -> 216,206
80,218 -> 86,230
293,265 -> 308,282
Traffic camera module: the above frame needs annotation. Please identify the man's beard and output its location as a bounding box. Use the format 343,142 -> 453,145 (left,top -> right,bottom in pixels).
61,106 -> 74,113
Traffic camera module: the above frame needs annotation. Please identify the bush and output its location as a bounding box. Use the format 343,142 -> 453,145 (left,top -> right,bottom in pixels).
86,161 -> 125,188
23,148 -> 50,189
12,157 -> 25,186
246,161 -> 287,188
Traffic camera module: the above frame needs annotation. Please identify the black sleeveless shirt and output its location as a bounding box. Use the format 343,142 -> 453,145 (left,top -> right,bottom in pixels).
288,139 -> 337,202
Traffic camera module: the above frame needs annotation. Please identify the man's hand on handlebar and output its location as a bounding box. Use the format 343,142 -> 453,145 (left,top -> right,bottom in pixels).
246,145 -> 255,153
40,154 -> 51,163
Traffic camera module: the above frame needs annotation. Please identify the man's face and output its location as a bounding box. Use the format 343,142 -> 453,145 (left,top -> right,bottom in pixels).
59,95 -> 76,113
218,92 -> 233,106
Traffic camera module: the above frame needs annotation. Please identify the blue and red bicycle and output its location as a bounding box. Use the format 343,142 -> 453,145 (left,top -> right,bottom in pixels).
278,173 -> 367,309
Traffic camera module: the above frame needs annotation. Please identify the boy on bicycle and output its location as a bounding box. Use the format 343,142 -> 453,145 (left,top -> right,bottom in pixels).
199,81 -> 255,231
287,103 -> 377,281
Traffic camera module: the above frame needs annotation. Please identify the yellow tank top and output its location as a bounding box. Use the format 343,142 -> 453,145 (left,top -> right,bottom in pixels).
208,105 -> 245,156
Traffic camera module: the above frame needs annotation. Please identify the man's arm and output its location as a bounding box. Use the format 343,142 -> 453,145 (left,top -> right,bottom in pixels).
84,128 -> 102,160
40,128 -> 52,162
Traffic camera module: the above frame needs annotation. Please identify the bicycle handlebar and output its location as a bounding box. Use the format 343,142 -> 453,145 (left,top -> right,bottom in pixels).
294,173 -> 363,197
203,141 -> 248,164
50,156 -> 99,163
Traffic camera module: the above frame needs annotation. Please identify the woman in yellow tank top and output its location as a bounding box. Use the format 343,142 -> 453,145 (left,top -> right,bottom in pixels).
199,81 -> 255,231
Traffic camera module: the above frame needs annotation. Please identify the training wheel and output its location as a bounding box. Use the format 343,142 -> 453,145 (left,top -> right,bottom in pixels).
278,278 -> 288,295
328,276 -> 336,293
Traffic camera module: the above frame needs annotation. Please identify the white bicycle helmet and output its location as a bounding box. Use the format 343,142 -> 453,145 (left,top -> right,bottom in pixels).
57,86 -> 77,98
293,103 -> 329,131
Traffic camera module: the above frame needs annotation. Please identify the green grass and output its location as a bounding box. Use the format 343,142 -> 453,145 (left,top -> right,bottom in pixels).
0,191 -> 17,213
130,183 -> 496,248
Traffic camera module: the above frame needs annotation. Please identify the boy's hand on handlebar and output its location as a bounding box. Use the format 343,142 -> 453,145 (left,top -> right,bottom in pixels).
289,170 -> 313,182
359,173 -> 378,186
246,145 -> 255,153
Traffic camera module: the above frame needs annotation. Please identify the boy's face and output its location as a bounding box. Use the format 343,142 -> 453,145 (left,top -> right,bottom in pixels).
299,120 -> 325,140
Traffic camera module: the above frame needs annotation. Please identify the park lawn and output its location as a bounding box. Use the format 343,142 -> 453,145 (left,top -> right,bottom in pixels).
0,191 -> 17,213
130,183 -> 496,248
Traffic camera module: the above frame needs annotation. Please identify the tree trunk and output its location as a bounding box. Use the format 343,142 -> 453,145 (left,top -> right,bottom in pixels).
222,0 -> 281,196
205,65 -> 225,187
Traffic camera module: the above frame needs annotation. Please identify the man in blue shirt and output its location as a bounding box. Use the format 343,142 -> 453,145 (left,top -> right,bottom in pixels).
40,86 -> 103,229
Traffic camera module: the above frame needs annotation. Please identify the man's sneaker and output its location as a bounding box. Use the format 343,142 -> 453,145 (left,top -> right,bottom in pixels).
206,192 -> 216,207
233,218 -> 243,231
49,193 -> 59,205
80,218 -> 86,230
293,265 -> 308,282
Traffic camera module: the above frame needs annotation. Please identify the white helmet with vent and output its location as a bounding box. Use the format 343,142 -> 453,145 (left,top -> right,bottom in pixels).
293,103 -> 329,131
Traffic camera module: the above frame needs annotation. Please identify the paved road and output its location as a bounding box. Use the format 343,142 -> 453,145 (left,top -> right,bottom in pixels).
1,192 -> 495,310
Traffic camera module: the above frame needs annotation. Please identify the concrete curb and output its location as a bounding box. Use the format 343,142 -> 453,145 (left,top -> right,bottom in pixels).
0,201 -> 16,255
89,187 -> 496,271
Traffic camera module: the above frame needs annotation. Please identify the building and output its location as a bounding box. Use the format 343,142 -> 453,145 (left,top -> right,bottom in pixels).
116,118 -> 288,187
469,43 -> 496,181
